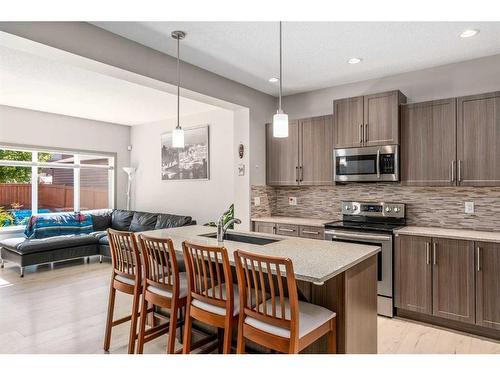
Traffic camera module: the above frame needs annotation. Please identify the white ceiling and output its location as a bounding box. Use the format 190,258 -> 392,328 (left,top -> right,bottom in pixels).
93,22 -> 500,96
0,45 -> 217,126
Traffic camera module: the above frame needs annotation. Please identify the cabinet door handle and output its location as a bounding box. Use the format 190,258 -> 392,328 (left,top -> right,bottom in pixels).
279,228 -> 296,233
364,123 -> 369,142
359,124 -> 363,144
477,246 -> 481,272
433,243 -> 437,265
458,160 -> 462,182
426,242 -> 430,265
295,166 -> 299,183
450,160 -> 455,183
302,230 -> 320,235
376,149 -> 381,179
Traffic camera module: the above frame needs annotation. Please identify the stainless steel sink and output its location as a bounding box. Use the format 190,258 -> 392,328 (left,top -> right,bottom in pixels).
198,232 -> 280,245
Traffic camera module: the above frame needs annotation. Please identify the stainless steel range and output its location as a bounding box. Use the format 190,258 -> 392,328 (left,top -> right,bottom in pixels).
324,201 -> 406,317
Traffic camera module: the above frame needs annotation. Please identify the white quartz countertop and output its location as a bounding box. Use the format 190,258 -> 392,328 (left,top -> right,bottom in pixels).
395,226 -> 500,243
251,216 -> 331,227
141,225 -> 380,284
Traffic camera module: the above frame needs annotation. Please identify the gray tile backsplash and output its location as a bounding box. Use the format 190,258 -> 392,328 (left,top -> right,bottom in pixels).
251,184 -> 500,232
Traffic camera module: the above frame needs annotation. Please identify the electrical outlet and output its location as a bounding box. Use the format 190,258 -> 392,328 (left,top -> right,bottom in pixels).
254,197 -> 261,206
465,201 -> 474,214
288,197 -> 297,206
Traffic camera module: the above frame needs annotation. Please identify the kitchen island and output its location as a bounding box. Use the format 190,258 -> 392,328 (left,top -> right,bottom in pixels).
143,225 -> 381,354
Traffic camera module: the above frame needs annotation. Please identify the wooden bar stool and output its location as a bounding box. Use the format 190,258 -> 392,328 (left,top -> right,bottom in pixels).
234,250 -> 337,354
136,234 -> 187,354
181,241 -> 238,354
103,229 -> 143,354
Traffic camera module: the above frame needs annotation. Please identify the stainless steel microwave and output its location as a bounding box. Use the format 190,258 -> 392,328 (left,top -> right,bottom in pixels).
334,145 -> 399,183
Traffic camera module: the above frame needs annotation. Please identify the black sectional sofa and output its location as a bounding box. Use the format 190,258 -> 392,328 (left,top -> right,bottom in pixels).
0,209 -> 195,277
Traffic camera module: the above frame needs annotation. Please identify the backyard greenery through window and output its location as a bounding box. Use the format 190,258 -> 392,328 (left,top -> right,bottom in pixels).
0,146 -> 115,228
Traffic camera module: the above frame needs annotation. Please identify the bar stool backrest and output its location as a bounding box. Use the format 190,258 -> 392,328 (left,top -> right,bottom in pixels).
234,250 -> 299,338
138,234 -> 180,298
107,228 -> 142,284
182,241 -> 234,315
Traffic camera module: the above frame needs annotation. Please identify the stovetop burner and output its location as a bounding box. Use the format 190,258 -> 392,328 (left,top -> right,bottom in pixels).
324,220 -> 404,233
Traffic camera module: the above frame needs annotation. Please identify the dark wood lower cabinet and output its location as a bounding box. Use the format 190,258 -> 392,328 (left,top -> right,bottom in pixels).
254,221 -> 276,234
432,238 -> 475,324
476,241 -> 500,330
396,234 -> 500,338
395,235 -> 432,314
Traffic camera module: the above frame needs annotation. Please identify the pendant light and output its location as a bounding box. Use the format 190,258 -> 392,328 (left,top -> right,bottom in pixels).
171,30 -> 186,148
273,21 -> 288,138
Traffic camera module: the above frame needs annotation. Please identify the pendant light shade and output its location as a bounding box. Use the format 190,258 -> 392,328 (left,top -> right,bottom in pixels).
171,30 -> 186,148
273,111 -> 289,138
172,126 -> 185,148
273,21 -> 288,138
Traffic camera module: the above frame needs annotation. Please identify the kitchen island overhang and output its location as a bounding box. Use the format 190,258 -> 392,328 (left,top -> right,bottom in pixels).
141,225 -> 381,354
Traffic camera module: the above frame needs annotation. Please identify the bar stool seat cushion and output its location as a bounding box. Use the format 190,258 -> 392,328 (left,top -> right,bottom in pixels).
192,283 -> 241,316
146,272 -> 188,299
245,298 -> 336,339
114,274 -> 137,286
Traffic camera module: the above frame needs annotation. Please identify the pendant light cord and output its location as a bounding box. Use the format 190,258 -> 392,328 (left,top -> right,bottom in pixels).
279,21 -> 282,112
176,35 -> 180,129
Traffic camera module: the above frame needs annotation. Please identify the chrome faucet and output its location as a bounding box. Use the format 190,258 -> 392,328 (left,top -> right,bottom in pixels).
217,209 -> 241,243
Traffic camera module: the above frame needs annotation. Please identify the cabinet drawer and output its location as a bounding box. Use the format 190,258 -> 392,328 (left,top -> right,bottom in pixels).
276,224 -> 299,237
299,225 -> 325,239
253,221 -> 276,235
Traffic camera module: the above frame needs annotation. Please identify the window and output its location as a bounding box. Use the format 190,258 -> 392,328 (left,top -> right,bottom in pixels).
0,146 -> 115,228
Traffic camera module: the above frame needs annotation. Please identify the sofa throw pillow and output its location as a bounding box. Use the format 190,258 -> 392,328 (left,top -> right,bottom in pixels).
24,212 -> 94,239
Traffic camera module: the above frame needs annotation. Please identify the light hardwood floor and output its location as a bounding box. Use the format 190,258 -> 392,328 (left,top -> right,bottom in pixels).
1,259 -> 499,354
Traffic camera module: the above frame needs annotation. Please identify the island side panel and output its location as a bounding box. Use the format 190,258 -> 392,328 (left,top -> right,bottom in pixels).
299,274 -> 345,353
344,255 -> 378,353
299,255 -> 378,354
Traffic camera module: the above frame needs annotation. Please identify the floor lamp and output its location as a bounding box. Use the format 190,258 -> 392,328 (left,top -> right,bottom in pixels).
123,167 -> 136,211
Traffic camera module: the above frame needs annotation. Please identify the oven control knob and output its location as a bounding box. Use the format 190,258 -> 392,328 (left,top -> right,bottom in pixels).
385,207 -> 392,212
344,205 -> 351,211
394,207 -> 400,213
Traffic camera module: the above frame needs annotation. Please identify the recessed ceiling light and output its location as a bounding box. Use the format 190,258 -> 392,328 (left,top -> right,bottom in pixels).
347,57 -> 362,64
460,29 -> 479,38
268,77 -> 279,83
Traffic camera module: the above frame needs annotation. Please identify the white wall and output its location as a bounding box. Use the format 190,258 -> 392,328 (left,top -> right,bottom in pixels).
130,108 -> 235,225
282,54 -> 500,119
0,105 -> 131,209
0,22 -> 276,187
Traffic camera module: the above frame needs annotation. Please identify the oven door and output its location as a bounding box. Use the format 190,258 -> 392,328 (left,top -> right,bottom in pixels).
324,229 -> 394,317
334,145 -> 399,182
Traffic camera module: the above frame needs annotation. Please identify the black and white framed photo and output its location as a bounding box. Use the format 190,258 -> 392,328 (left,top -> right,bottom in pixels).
161,125 -> 210,181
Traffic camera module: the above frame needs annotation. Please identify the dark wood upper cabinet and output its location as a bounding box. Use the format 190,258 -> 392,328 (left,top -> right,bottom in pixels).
401,99 -> 457,186
457,91 -> 500,186
266,120 -> 299,186
432,238 -> 475,324
364,91 -> 406,146
476,241 -> 500,331
395,235 -> 432,315
300,115 -> 333,185
333,96 -> 364,148
333,90 -> 406,148
266,115 -> 333,186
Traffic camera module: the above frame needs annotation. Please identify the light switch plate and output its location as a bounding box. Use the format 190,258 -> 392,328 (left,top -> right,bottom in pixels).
288,197 -> 297,206
254,197 -> 261,206
465,201 -> 474,214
